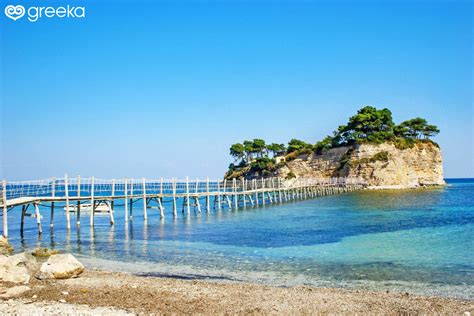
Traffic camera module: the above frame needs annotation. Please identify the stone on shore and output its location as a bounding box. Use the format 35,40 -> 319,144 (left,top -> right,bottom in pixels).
0,286 -> 31,299
36,254 -> 84,280
0,252 -> 38,284
32,247 -> 60,258
0,237 -> 13,256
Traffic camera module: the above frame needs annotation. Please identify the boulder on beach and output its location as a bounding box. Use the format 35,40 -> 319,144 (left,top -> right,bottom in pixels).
0,237 -> 13,256
0,252 -> 38,284
0,285 -> 31,298
32,247 -> 60,258
36,254 -> 84,280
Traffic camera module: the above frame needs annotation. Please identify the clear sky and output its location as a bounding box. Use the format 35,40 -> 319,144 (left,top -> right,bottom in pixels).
1,0 -> 472,180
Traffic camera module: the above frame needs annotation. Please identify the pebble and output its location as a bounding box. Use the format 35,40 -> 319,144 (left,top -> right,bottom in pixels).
464,312 -> 470,316
131,285 -> 137,289
62,291 -> 69,296
32,295 -> 37,299
59,299 -> 66,303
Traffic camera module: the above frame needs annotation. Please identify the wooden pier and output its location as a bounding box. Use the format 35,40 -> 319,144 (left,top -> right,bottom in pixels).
0,176 -> 366,238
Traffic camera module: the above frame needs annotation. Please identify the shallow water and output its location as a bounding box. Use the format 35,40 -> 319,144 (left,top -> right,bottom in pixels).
7,179 -> 474,299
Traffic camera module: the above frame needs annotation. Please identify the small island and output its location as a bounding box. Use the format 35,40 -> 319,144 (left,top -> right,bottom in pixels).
226,106 -> 444,189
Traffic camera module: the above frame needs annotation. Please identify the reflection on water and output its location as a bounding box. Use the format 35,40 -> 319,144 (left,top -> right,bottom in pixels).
6,179 -> 474,299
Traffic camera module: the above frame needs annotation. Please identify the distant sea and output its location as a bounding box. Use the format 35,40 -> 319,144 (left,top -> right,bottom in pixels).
8,178 -> 474,299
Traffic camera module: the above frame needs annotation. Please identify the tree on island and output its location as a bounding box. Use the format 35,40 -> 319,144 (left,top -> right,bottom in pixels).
394,118 -> 440,139
287,139 -> 312,153
267,143 -> 286,157
229,143 -> 246,162
333,106 -> 395,145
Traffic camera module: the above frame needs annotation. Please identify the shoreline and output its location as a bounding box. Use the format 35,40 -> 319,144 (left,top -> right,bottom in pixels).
3,269 -> 472,314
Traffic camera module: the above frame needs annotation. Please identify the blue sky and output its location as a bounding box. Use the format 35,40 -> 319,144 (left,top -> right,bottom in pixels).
1,0 -> 472,180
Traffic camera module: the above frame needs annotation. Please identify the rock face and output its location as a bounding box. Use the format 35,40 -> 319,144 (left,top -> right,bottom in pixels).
275,142 -> 445,189
36,254 -> 84,280
0,252 -> 39,284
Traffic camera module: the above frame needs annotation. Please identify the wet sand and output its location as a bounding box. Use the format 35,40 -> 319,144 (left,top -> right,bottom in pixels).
1,270 -> 472,314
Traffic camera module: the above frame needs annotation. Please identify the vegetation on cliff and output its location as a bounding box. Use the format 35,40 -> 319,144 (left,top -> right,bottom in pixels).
225,106 -> 440,179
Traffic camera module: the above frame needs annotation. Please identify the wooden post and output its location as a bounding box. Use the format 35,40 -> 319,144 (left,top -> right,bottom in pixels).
65,174 -> 70,230
206,178 -> 210,212
34,203 -> 42,235
272,178 -> 276,203
110,179 -> 115,225
217,179 -> 222,210
20,205 -> 25,237
261,178 -> 266,206
142,177 -> 147,221
248,179 -> 254,206
159,177 -> 164,218
224,179 -> 232,209
223,179 -> 228,208
129,179 -> 134,221
278,178 -> 283,203
75,175 -> 81,227
255,179 -> 259,207
185,176 -> 191,215
90,177 -> 95,226
233,178 -> 238,209
50,177 -> 55,228
242,179 -> 246,208
172,178 -> 177,217
124,178 -> 129,223
195,178 -> 201,213
2,180 -> 7,238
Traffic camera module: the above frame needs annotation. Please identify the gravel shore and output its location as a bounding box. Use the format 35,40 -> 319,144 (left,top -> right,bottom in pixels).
0,270 -> 471,314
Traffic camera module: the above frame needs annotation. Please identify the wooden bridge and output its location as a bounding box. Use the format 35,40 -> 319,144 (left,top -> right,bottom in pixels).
0,176 -> 366,238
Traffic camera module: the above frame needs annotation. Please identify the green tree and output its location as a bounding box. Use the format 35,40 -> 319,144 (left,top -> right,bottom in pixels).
243,140 -> 257,160
335,106 -> 395,144
252,139 -> 267,157
314,136 -> 334,154
287,139 -> 312,153
267,143 -> 286,157
229,143 -> 245,162
395,118 -> 440,139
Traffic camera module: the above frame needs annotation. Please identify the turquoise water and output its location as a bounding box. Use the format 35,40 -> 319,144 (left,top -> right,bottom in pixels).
8,179 -> 474,299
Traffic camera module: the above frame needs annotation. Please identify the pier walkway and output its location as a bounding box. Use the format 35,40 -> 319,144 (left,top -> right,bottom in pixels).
0,176 -> 366,238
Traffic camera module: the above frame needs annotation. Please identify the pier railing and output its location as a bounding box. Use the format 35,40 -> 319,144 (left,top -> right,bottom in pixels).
1,176 -> 367,238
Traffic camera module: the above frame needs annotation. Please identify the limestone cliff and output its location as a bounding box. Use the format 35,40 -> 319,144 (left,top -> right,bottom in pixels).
244,142 -> 445,189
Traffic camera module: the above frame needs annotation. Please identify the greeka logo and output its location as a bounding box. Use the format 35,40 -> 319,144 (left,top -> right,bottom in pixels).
4,4 -> 86,22
4,4 -> 25,20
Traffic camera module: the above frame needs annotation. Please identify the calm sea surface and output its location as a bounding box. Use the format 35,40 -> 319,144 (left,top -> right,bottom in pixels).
7,179 -> 474,299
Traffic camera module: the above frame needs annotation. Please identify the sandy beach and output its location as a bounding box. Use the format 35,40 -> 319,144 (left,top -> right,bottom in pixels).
0,269 -> 471,315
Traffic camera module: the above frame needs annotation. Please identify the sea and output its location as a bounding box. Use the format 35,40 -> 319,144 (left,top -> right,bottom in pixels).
6,178 -> 473,299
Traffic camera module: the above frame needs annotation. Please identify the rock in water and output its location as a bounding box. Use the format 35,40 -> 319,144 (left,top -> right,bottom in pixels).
32,247 -> 60,258
36,254 -> 84,280
0,252 -> 38,284
0,237 -> 13,256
